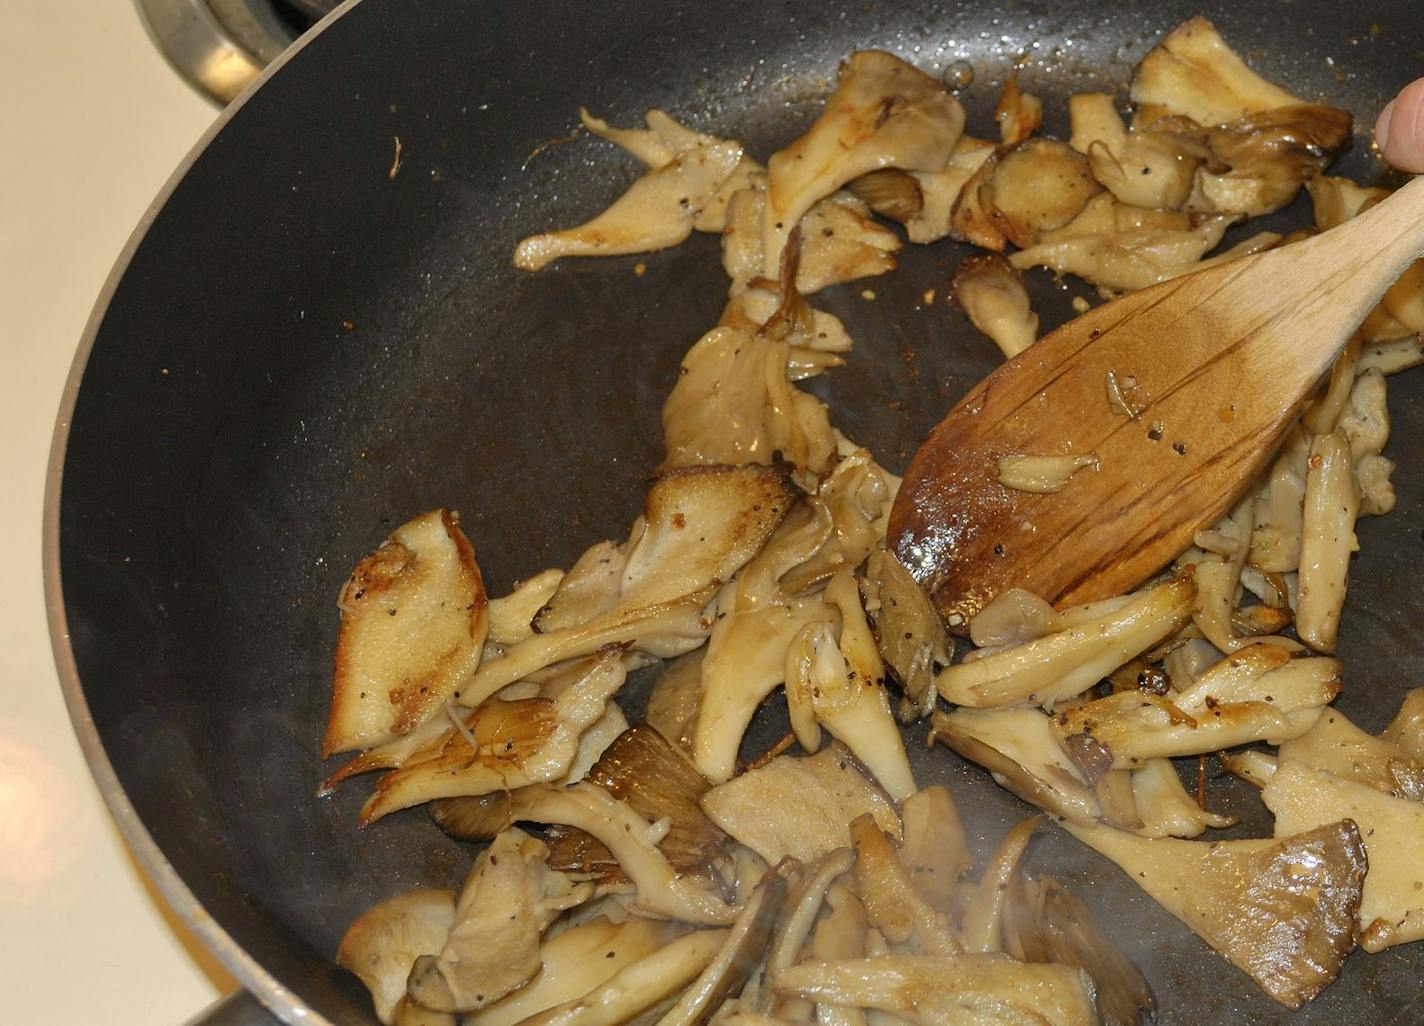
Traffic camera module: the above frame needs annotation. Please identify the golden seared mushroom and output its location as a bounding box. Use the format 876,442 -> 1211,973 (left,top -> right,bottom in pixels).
692,501 -> 839,783
514,139 -> 744,271
934,574 -> 1195,708
487,569 -> 565,646
780,449 -> 895,593
338,890 -> 457,1026
1129,16 -> 1303,127
701,744 -> 901,866
996,453 -> 1100,494
325,509 -> 489,758
1064,818 -> 1366,1007
931,708 -> 1100,826
1002,874 -> 1156,1026
1384,688 -> 1424,759
359,646 -> 629,824
770,954 -> 1098,1026
849,813 -> 959,955
407,829 -> 594,1014
464,465 -> 796,706
948,254 -> 1039,359
1069,92 -> 1199,209
1052,644 -> 1341,772
899,136 -> 997,244
515,928 -> 731,1026
995,70 -> 1043,146
981,138 -> 1101,249
1130,758 -> 1237,838
861,551 -> 951,723
1263,760 -> 1424,951
660,326 -> 835,475
463,917 -> 680,1026
1277,708 -> 1424,800
896,787 -> 971,911
949,151 -> 1007,252
763,51 -> 964,275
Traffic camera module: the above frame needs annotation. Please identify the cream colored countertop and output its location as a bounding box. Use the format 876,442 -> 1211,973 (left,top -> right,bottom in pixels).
0,3 -> 240,1022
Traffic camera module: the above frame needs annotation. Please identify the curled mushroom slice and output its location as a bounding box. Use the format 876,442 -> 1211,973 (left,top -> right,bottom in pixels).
1383,688 -> 1424,760
338,890 -> 457,1025
1002,874 -> 1156,1026
558,701 -> 630,786
1339,369 -> 1396,517
949,254 -> 1038,360
770,954 -> 1098,1026
1064,818 -> 1365,1007
982,138 -> 1101,249
764,849 -> 856,1007
701,743 -> 901,866
488,569 -> 565,646
514,140 -> 744,271
849,813 -> 959,955
960,816 -> 1041,953
1052,644 -> 1341,771
763,51 -> 964,275
899,136 -> 996,244
935,574 -> 1195,708
1131,757 -> 1237,838
1277,708 -> 1424,801
1069,92 -> 1199,209
1263,760 -> 1424,952
996,453 -> 1099,494
1294,431 -> 1360,654
995,70 -> 1043,146
407,829 -> 594,1014
1130,16 -> 1303,127
645,649 -> 704,753
779,449 -> 894,593
896,787 -> 970,911
326,509 -> 490,757
360,647 -> 628,824
860,551 -> 951,723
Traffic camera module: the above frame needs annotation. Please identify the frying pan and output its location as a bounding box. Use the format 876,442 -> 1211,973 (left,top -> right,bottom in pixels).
44,1 -> 1424,1024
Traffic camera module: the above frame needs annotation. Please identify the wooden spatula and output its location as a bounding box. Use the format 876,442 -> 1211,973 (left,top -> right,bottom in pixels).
889,176 -> 1424,626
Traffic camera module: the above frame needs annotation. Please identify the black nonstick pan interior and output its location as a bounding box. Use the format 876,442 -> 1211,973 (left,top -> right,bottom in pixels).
52,1 -> 1424,1023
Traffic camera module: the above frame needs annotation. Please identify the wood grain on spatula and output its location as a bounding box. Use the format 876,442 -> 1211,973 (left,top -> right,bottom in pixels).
890,176 -> 1424,625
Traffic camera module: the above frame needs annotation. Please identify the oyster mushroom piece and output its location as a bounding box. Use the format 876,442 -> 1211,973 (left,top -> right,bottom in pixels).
900,136 -> 997,244
464,917 -> 680,1026
1052,644 -> 1341,771
514,140 -> 744,271
770,955 -> 1098,1026
780,449 -> 894,593
1383,688 -> 1424,759
1263,759 -> 1424,951
764,849 -> 856,1004
360,646 -> 629,824
1069,92 -> 1199,209
949,254 -> 1038,360
896,787 -> 970,911
464,465 -> 797,706
407,829 -> 594,1014
488,569 -> 565,646
1130,16 -> 1303,127
1308,173 -> 1389,231
701,743 -> 901,866
960,816 -> 1041,953
849,813 -> 959,956
338,890 -> 457,1025
1063,818 -> 1366,1007
325,509 -> 489,757
860,551 -> 951,723
645,649 -> 704,753
558,702 -> 630,786
995,70 -> 1042,146
1277,708 -> 1424,800
982,138 -> 1101,249
935,574 -> 1195,708
763,51 -> 965,275
516,928 -> 730,1026
1131,757 -> 1237,838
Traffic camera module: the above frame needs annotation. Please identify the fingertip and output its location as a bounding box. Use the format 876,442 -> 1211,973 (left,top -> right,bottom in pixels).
1375,99 -> 1395,152
1381,78 -> 1424,173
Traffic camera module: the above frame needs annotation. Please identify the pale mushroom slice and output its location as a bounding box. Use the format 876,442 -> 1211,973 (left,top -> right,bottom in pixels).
948,254 -> 1038,359
407,828 -> 595,1014
959,816 -> 1041,954
1263,759 -> 1424,951
645,649 -> 704,753
809,885 -> 870,1026
488,569 -> 565,646
1064,818 -> 1366,1007
464,917 -> 681,1026
762,849 -> 856,1020
995,70 -> 1043,146
779,449 -> 894,593
860,550 -> 951,723
660,326 -> 835,476
996,453 -> 1099,494
1383,688 -> 1424,759
1069,92 -> 1199,210
1308,174 -> 1389,232
935,574 -> 1195,709
1339,368 -> 1397,517
465,465 -> 796,707
1051,644 -> 1342,771
1130,757 -> 1237,838
325,509 -> 490,757
762,50 -> 964,275
514,140 -> 744,271
849,813 -> 959,956
1277,708 -> 1424,800
338,890 -> 457,1025
360,646 -> 629,824
981,138 -> 1101,250
895,787 -> 970,911
770,955 -> 1098,1026
1129,16 -> 1304,127
701,743 -> 901,867
515,928 -> 730,1026
851,135 -> 996,245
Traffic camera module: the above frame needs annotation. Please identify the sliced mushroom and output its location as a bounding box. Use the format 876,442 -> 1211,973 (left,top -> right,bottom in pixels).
770,954 -> 1098,1026
701,743 -> 901,867
809,885 -> 870,1026
1295,431 -> 1360,653
406,829 -> 594,1014
514,140 -> 744,270
948,254 -> 1038,359
996,453 -> 1099,493
960,816 -> 1041,953
338,890 -> 457,1025
326,509 -> 490,757
1069,92 -> 1199,209
764,848 -> 856,1017
860,550 -> 951,723
1218,749 -> 1278,789
1383,688 -> 1424,759
360,646 -> 629,824
779,449 -> 894,593
948,150 -> 1006,252
1063,818 -> 1365,1007
935,574 -> 1195,708
1339,368 -> 1396,517
1129,16 -> 1303,127
558,701 -> 630,786
995,69 -> 1042,146
1002,874 -> 1156,1026
849,813 -> 959,955
896,786 -> 971,912
982,138 -> 1101,249
489,569 -> 565,646
902,136 -> 997,244
645,649 -> 705,753
763,51 -> 964,274
1277,708 -> 1424,801
1263,759 -> 1424,951
1131,757 -> 1237,838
